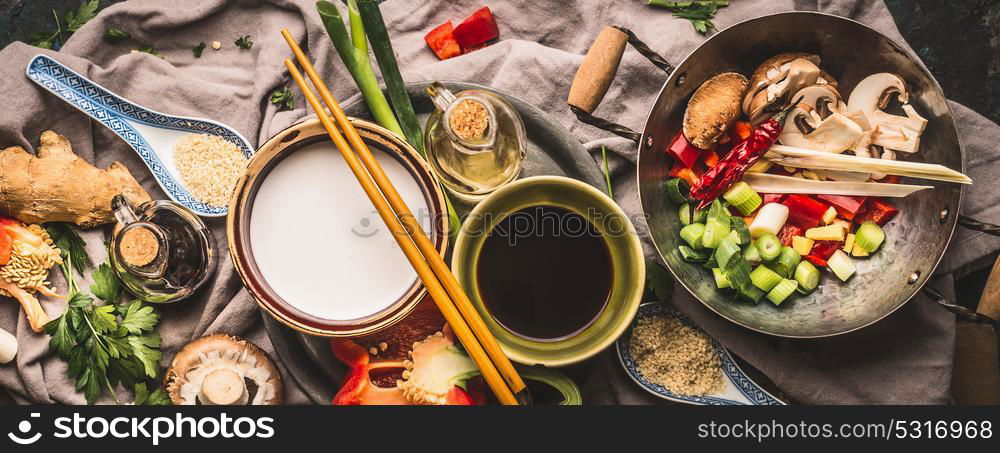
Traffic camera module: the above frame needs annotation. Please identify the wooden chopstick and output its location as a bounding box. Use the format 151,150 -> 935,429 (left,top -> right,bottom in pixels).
280,30 -> 528,405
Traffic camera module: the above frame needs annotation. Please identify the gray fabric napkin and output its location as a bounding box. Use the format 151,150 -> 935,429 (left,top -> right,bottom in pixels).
1,0 -> 997,405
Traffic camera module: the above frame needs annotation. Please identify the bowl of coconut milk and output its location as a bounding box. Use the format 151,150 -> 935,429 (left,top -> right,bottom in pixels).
227,118 -> 449,337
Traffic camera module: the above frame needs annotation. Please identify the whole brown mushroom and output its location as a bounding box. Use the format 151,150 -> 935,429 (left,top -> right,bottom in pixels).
164,334 -> 284,405
682,72 -> 749,150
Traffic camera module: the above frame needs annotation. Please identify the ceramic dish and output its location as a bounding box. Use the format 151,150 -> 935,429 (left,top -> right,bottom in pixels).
228,118 -> 448,337
26,54 -> 255,217
617,303 -> 784,405
451,176 -> 644,366
263,81 -> 608,403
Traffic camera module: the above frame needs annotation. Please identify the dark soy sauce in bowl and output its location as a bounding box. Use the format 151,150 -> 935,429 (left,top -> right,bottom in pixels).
476,205 -> 613,341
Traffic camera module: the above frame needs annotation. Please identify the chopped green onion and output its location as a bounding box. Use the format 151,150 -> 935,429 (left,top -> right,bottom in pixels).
712,268 -> 731,289
692,206 -> 708,224
766,279 -> 798,306
741,284 -> 766,304
715,237 -> 741,270
725,229 -> 740,246
702,249 -> 718,269
679,203 -> 693,226
750,265 -> 783,292
701,217 -> 730,249
755,233 -> 781,261
357,0 -> 424,155
679,245 -> 711,263
664,178 -> 690,204
723,181 -> 762,215
724,252 -> 753,293
794,260 -> 820,293
854,222 -> 885,253
730,216 -> 752,245
680,223 -> 706,249
769,246 -> 801,278
742,242 -> 762,264
827,250 -> 856,281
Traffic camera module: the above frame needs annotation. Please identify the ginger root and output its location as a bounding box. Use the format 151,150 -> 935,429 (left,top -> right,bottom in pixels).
0,131 -> 151,228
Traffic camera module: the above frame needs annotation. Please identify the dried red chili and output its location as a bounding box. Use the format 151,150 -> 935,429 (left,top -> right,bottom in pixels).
689,103 -> 798,209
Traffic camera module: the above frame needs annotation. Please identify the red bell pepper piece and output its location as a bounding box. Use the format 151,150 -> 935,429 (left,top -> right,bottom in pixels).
854,198 -> 899,226
803,255 -> 828,268
729,120 -> 752,142
453,7 -> 499,49
667,130 -> 701,168
777,224 -> 804,246
701,149 -> 720,167
817,195 -> 866,221
669,159 -> 705,187
761,193 -> 786,205
0,230 -> 11,266
425,21 -> 462,60
782,195 -> 830,229
881,175 -> 902,185
809,240 -> 843,260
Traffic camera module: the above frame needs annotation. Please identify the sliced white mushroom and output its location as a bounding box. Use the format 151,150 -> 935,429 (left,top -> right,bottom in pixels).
779,112 -> 864,153
847,73 -> 927,153
164,334 -> 283,406
0,327 -> 16,364
743,53 -> 822,125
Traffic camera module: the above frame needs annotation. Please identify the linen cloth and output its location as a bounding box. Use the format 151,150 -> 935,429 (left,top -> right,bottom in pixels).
1,0 -> 997,405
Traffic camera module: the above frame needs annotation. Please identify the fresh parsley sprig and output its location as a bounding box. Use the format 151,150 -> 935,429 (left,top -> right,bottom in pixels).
269,85 -> 294,111
235,35 -> 253,49
42,223 -> 168,405
29,0 -> 101,49
648,0 -> 729,35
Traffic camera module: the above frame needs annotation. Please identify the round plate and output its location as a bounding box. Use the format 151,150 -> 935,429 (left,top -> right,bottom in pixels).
617,303 -> 784,405
264,81 -> 605,404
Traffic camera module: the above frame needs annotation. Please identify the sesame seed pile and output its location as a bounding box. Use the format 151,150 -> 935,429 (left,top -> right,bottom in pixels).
173,133 -> 248,207
628,313 -> 724,396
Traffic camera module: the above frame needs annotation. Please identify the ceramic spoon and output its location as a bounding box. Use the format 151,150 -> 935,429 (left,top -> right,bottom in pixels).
25,54 -> 254,217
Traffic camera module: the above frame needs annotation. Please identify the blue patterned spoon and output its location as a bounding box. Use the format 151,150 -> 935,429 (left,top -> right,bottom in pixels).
25,54 -> 254,217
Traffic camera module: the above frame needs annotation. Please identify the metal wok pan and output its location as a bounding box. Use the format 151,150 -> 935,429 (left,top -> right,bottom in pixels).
569,12 -> 963,337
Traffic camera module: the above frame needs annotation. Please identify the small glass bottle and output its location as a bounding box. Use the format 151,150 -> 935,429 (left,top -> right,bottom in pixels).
109,195 -> 217,303
424,82 -> 526,201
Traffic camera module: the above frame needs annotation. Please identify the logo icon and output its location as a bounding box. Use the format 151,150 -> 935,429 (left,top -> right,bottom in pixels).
8,412 -> 41,445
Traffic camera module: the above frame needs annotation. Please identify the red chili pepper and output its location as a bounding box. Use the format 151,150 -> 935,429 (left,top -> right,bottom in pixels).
425,21 -> 462,60
689,105 -> 797,209
803,255 -> 828,268
854,198 -> 899,226
452,7 -> 499,49
667,130 -> 702,168
761,193 -> 786,205
782,195 -> 830,229
701,149 -> 720,167
777,224 -> 804,247
817,195 -> 866,221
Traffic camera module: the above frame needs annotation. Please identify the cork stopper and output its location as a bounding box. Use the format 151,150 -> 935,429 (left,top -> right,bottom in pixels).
120,226 -> 159,267
448,99 -> 489,142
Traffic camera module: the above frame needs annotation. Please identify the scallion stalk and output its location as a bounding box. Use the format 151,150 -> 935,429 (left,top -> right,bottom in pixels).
316,1 -> 403,136
680,223 -> 706,249
356,0 -> 424,155
794,260 -> 820,293
755,233 -> 781,262
769,246 -> 801,279
750,265 -> 783,292
766,279 -> 798,306
854,222 -> 885,253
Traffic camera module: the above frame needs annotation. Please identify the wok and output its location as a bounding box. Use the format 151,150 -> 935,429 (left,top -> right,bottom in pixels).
568,12 -> 963,337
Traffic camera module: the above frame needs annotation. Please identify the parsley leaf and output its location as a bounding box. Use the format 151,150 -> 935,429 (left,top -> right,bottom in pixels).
65,0 -> 100,32
648,0 -> 728,35
269,85 -> 294,111
90,262 -> 121,303
128,333 -> 162,378
192,41 -> 206,58
234,35 -> 253,49
45,222 -> 89,278
137,44 -> 163,59
134,382 -> 172,405
120,301 -> 160,335
644,258 -> 674,301
103,28 -> 130,43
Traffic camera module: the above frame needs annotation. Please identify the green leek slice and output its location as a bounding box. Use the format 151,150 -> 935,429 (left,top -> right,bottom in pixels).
766,279 -> 798,306
750,265 -> 783,292
769,246 -> 802,278
723,182 -> 762,215
712,268 -> 731,289
794,260 -> 820,294
854,222 -> 885,253
664,178 -> 690,204
755,233 -> 782,261
679,223 -> 706,249
679,245 -> 711,263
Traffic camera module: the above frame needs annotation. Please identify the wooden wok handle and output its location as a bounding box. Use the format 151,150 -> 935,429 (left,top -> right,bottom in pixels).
567,26 -> 629,114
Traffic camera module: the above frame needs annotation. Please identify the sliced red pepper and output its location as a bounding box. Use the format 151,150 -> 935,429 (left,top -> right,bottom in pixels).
701,149 -> 720,167
729,120 -> 752,142
667,130 -> 701,168
782,195 -> 830,229
777,224 -> 804,246
0,230 -> 11,266
880,175 -> 902,185
453,7 -> 499,49
425,21 -> 462,60
669,159 -> 705,187
809,240 -> 843,260
854,198 -> 899,226
761,193 -> 786,205
817,195 -> 866,221
803,255 -> 828,268
461,41 -> 489,54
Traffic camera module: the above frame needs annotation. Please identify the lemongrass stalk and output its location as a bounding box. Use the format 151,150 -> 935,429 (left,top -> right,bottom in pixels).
743,173 -> 932,197
356,0 -> 424,155
766,144 -> 971,184
316,1 -> 402,136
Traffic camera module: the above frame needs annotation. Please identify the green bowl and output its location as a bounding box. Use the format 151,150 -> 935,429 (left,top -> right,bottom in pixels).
451,176 -> 645,366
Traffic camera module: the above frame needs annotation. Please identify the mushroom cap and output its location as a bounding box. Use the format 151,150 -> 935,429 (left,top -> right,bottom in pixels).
683,72 -> 749,149
748,52 -> 821,91
164,334 -> 284,405
846,72 -> 908,115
